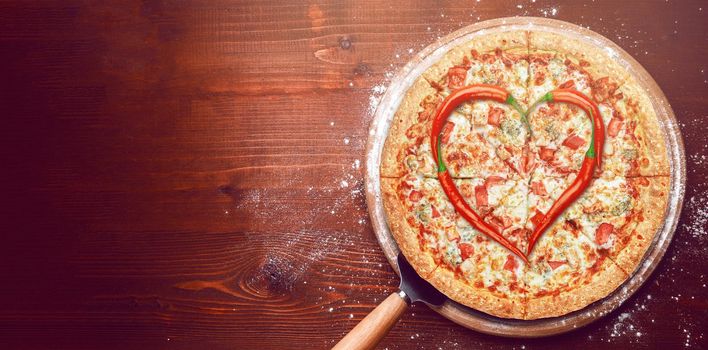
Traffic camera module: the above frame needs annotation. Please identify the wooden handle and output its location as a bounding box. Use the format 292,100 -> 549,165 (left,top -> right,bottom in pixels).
332,292 -> 408,350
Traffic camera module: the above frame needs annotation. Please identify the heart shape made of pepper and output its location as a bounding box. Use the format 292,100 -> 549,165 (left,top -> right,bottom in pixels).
430,84 -> 605,263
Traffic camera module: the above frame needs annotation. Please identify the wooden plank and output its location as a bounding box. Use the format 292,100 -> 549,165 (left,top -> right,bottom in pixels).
0,0 -> 705,349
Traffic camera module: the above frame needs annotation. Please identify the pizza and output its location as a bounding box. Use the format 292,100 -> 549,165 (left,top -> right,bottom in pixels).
380,29 -> 671,319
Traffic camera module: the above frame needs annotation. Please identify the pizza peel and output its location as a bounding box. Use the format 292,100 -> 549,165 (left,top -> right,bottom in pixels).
332,253 -> 446,350
362,17 -> 686,338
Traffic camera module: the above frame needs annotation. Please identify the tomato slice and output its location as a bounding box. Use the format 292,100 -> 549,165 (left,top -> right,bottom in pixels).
500,216 -> 512,229
431,205 -> 440,218
531,181 -> 548,196
488,216 -> 510,232
474,185 -> 488,207
487,216 -> 504,233
608,117 -> 623,137
562,134 -> 585,150
487,107 -> 504,127
530,209 -> 544,228
595,223 -> 614,245
503,254 -> 518,272
459,242 -> 475,260
509,228 -> 529,241
538,146 -> 556,162
548,260 -> 566,270
485,176 -> 506,188
447,66 -> 468,89
409,190 -> 422,202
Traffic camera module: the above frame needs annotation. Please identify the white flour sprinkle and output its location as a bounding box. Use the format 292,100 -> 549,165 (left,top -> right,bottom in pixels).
689,152 -> 706,167
368,84 -> 388,116
540,7 -> 559,17
683,191 -> 708,240
372,84 -> 387,94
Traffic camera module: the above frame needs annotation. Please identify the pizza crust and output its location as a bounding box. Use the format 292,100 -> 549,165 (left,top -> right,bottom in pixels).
612,177 -> 670,274
423,30 -> 528,84
380,178 -> 439,278
528,30 -> 630,85
617,79 -> 671,176
525,258 -> 627,319
427,265 -> 526,319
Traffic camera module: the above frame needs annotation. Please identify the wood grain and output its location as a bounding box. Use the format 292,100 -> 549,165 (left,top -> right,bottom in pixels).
0,1 -> 706,349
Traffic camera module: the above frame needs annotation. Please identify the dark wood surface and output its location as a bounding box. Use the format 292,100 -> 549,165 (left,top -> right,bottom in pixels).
0,1 -> 706,349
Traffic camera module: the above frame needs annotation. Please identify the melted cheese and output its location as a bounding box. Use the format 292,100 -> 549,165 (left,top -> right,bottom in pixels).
525,228 -> 599,290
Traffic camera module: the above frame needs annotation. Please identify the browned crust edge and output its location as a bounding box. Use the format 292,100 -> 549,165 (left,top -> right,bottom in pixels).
524,259 -> 628,320
380,178 -> 439,278
528,30 -> 631,84
611,176 -> 671,274
619,80 -> 671,176
423,30 -> 529,84
427,265 -> 527,319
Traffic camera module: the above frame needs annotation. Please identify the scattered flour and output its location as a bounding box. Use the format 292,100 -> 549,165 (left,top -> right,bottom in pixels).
683,191 -> 708,240
539,6 -> 559,17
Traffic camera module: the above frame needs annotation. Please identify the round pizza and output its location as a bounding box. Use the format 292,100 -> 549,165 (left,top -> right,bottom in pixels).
380,29 -> 671,319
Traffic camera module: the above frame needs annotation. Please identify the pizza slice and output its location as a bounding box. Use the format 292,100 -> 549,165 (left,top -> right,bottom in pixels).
523,219 -> 628,319
527,30 -> 630,105
427,233 -> 528,319
526,101 -> 592,178
422,30 -> 529,107
526,30 -> 670,178
421,30 -> 531,177
527,169 -> 670,271
429,177 -> 529,319
524,162 -> 637,320
526,31 -> 629,178
380,80 -> 516,179
562,176 -> 670,274
598,80 -> 671,177
381,174 -> 450,278
380,175 -> 529,318
382,175 -> 529,269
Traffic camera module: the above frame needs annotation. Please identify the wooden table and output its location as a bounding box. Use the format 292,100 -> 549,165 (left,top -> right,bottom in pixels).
0,1 -> 706,349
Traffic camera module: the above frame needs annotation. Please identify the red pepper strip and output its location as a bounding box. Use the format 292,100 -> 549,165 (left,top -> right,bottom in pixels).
526,89 -> 605,255
431,84 -> 528,263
